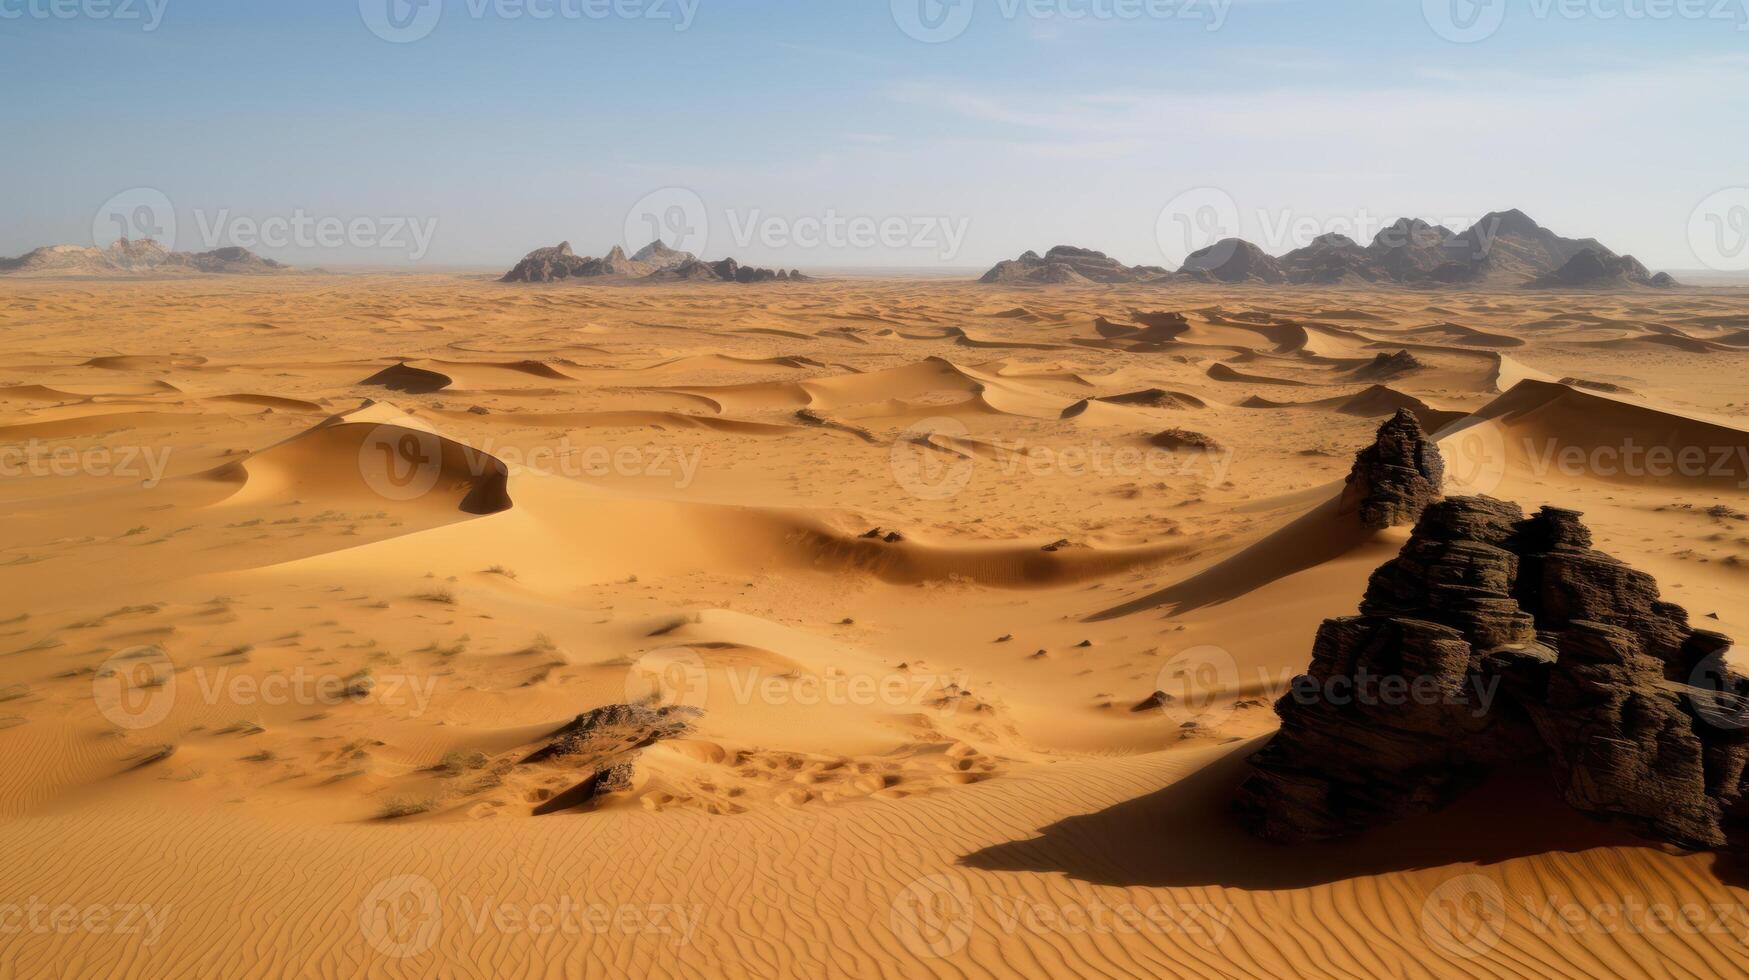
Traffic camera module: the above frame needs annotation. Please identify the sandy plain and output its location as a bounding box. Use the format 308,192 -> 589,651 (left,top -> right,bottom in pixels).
1,273 -> 1747,977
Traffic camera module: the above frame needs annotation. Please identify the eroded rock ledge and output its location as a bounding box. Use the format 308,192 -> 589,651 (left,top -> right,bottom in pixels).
1235,496 -> 1746,850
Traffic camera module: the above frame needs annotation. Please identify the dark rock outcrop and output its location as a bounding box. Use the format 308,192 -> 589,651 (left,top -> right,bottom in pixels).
1526,247 -> 1677,289
520,703 -> 702,814
1235,497 -> 1745,850
1347,350 -> 1425,381
1280,233 -> 1375,284
979,245 -> 1168,285
1149,428 -> 1223,453
1338,409 -> 1445,530
1177,238 -> 1285,283
1060,387 -> 1207,418
501,240 -> 800,284
974,211 -> 1674,288
162,246 -> 287,274
500,241 -> 594,282
522,702 -> 701,764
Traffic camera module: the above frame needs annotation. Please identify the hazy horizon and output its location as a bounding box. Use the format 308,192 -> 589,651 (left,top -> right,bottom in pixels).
5,1 -> 1748,272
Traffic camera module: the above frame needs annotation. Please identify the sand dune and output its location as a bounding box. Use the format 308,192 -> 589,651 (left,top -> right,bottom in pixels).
1,273 -> 1746,978
1240,384 -> 1469,430
206,401 -> 512,515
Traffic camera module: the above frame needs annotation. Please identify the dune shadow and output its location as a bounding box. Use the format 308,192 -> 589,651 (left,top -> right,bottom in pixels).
959,741 -> 1716,891
1088,495 -> 1377,621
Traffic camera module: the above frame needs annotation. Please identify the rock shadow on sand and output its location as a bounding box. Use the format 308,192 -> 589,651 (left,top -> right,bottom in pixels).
957,743 -> 1710,891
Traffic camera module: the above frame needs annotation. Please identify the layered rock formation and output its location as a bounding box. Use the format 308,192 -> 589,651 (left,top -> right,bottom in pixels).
0,239 -> 288,276
1337,409 -> 1446,530
501,240 -> 802,284
1236,497 -> 1745,850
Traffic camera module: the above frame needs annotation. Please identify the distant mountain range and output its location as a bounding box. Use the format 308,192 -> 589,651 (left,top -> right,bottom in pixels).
981,210 -> 1677,288
501,240 -> 807,284
0,239 -> 289,277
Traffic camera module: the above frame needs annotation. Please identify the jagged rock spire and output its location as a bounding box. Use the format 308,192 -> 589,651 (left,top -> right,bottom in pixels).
1340,408 -> 1445,530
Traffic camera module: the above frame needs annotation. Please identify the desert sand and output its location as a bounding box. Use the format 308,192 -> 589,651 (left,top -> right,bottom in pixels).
2,272 -> 1748,977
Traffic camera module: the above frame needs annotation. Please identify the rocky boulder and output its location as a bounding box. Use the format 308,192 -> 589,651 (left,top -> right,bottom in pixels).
1338,409 -> 1446,530
519,703 -> 702,814
1347,350 -> 1426,381
1235,497 -> 1745,850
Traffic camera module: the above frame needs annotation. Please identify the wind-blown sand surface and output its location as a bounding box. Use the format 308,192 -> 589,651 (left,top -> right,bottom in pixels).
2,273 -> 1748,977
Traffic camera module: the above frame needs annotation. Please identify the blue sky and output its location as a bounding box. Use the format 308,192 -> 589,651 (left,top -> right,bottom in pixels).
3,0 -> 1746,269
